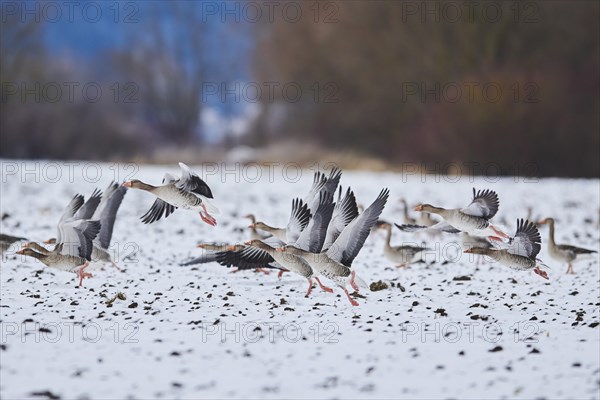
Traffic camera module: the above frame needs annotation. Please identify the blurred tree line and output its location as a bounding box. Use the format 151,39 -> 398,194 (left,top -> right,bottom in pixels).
1,3 -> 212,160
250,1 -> 599,177
1,1 -> 598,177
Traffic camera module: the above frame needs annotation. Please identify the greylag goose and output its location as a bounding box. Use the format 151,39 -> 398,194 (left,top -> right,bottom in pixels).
0,233 -> 27,256
124,162 -> 218,226
538,217 -> 597,274
17,211 -> 100,286
278,188 -> 390,306
43,182 -> 127,269
219,192 -> 337,295
376,221 -> 428,268
396,188 -> 508,239
464,219 -> 548,279
239,239 -> 333,297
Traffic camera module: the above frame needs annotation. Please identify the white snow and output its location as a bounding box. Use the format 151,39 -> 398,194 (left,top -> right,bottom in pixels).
1,160 -> 599,399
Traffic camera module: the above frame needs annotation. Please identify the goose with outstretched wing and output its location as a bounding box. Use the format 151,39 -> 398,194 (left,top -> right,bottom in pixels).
396,188 -> 508,239
124,162 -> 218,226
18,217 -> 100,286
278,188 -> 390,306
465,219 -> 548,279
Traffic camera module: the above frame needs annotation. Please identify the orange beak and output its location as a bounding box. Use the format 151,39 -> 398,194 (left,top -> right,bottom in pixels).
243,240 -> 252,246
15,249 -> 25,255
248,224 -> 255,229
414,205 -> 423,212
122,181 -> 132,188
197,244 -> 205,248
464,248 -> 473,254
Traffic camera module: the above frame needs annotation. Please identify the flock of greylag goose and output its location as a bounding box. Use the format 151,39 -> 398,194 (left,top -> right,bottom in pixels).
8,163 -> 598,306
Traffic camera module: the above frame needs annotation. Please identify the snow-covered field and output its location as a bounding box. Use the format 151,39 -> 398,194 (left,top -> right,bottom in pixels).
1,161 -> 599,400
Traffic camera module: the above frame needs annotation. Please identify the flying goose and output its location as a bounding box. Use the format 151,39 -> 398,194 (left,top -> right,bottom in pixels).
124,162 -> 218,226
396,188 -> 508,239
18,196 -> 101,286
220,192 -> 336,295
43,182 -> 127,269
464,219 -> 548,279
278,188 -> 389,306
538,217 -> 597,274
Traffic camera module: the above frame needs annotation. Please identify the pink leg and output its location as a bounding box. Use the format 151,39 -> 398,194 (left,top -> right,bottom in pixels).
277,270 -> 286,280
349,271 -> 359,292
77,262 -> 90,286
305,278 -> 313,298
230,268 -> 241,274
396,263 -> 408,269
566,264 -> 575,274
315,276 -> 334,293
199,204 -> 217,226
343,287 -> 359,306
111,261 -> 122,271
533,267 -> 549,280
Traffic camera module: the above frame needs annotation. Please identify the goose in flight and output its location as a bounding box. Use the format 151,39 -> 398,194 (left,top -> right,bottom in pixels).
396,188 -> 508,239
42,182 -> 127,269
123,162 -> 218,226
17,194 -> 101,286
278,188 -> 390,306
464,219 -> 548,279
220,192 -> 337,296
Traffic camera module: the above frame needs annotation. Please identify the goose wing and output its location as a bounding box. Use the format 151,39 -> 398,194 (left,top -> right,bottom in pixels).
507,219 -> 541,259
177,162 -> 213,198
323,187 -> 358,249
295,191 -> 335,252
214,246 -> 280,270
460,188 -> 499,219
73,189 -> 102,220
304,168 -> 342,213
286,198 -> 311,243
327,188 -> 389,267
93,182 -> 127,249
59,194 -> 84,224
58,220 -> 101,260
